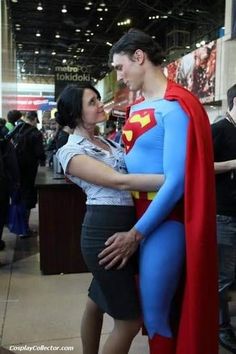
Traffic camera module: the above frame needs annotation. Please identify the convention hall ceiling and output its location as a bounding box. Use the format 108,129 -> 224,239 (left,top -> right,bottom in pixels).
7,0 -> 225,80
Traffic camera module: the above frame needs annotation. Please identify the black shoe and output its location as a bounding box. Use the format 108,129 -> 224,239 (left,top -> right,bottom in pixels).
19,234 -> 31,239
18,229 -> 37,239
219,327 -> 236,353
0,240 -> 5,251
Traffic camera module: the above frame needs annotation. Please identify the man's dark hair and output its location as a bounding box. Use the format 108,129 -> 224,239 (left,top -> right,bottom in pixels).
26,111 -> 38,122
0,118 -> 6,128
25,111 -> 39,123
56,84 -> 101,129
109,28 -> 165,67
227,84 -> 236,111
7,110 -> 22,124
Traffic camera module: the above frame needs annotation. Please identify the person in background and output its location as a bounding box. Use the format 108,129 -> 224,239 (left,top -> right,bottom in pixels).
94,124 -> 101,136
45,114 -> 73,168
12,111 -> 46,238
0,125 -> 20,250
56,84 -> 164,354
212,83 -> 236,354
98,28 -> 218,354
5,110 -> 22,132
54,112 -> 73,149
0,118 -> 8,137
106,120 -> 117,140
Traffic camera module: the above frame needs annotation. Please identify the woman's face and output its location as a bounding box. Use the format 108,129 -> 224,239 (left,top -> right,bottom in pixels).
81,88 -> 106,126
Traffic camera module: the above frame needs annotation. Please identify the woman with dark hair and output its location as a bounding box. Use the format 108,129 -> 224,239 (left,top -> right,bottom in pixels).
56,84 -> 163,354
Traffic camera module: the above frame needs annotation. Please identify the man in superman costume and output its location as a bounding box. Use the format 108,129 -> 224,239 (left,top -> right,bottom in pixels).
99,29 -> 218,354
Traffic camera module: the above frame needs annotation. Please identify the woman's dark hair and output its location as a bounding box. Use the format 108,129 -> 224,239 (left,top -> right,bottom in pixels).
56,84 -> 101,129
109,28 -> 165,67
227,84 -> 236,111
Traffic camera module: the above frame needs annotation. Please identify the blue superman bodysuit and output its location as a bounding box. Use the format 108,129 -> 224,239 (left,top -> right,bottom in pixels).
122,98 -> 189,339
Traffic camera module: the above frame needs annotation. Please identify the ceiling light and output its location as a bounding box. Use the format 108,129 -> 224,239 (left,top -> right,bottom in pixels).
97,8 -> 103,11
87,2 -> 93,5
106,42 -> 112,46
196,43 -> 201,48
149,15 -> 159,20
86,29 -> 91,33
37,2 -> 43,11
16,27 -> 21,31
35,50 -> 39,54
99,2 -> 106,6
62,59 -> 67,64
200,40 -> 206,46
99,17 -> 103,21
104,8 -> 108,11
61,5 -> 67,13
36,30 -> 41,37
96,24 -> 100,27
11,0 -> 18,3
75,28 -> 81,32
85,6 -> 91,10
152,36 -> 156,39
86,38 -> 90,42
15,23 -> 21,27
51,51 -> 56,55
178,12 -> 184,16
55,32 -> 60,38
117,19 -> 131,26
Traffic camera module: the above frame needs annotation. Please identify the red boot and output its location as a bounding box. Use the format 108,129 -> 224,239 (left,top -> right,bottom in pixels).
148,334 -> 176,354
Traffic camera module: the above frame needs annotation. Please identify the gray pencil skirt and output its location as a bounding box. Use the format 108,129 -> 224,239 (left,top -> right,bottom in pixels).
81,205 -> 141,320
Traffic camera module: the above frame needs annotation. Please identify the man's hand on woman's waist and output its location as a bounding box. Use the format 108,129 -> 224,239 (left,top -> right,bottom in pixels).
98,227 -> 143,270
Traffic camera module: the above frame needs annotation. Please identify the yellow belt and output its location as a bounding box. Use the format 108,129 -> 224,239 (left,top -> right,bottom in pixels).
131,191 -> 156,201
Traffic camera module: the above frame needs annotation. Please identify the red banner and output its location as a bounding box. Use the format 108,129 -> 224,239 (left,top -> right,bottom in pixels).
16,96 -> 56,111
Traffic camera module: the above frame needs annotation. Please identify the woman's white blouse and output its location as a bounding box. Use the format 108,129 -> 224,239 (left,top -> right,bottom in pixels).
56,134 -> 134,206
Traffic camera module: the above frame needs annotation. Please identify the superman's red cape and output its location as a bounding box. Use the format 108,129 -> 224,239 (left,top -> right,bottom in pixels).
126,80 -> 218,354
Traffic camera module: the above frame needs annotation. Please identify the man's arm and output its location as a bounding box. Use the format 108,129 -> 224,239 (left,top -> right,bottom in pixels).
214,160 -> 236,174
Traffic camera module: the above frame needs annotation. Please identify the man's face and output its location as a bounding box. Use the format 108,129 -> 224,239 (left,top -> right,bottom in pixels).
112,52 -> 144,91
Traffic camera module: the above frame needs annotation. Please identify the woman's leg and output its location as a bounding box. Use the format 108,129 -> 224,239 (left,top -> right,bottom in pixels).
102,318 -> 141,354
81,298 -> 104,354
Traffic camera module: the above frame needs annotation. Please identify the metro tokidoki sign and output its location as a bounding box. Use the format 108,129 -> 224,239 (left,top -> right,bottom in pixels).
54,65 -> 91,100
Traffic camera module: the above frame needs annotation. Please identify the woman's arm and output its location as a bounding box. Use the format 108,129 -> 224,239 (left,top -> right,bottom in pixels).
67,154 -> 164,191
